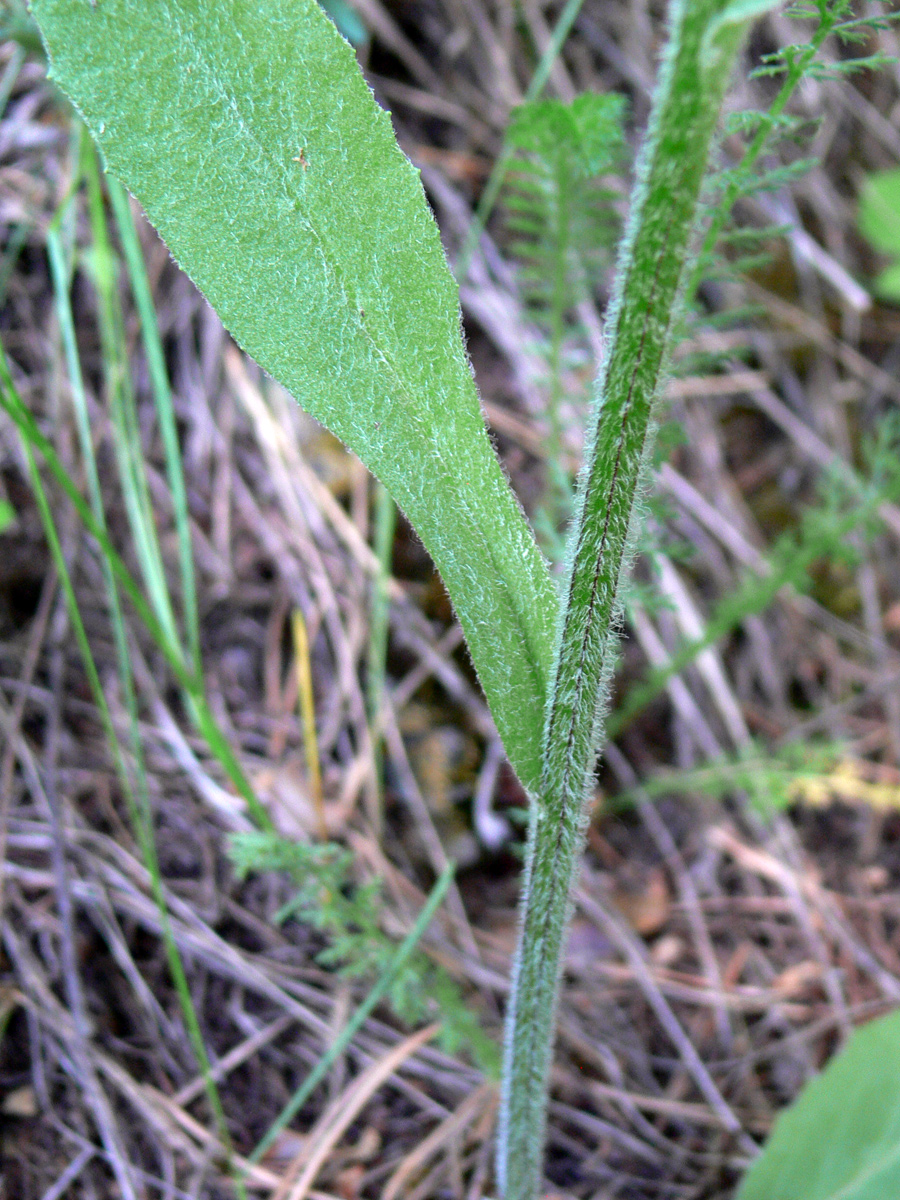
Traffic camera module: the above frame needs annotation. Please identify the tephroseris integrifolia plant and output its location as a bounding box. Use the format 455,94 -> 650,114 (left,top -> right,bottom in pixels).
496,1 -> 778,1195
28,0 -> 780,1195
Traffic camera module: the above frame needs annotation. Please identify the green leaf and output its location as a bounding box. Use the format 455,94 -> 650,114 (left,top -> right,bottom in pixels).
29,0 -> 558,791
859,169 -> 900,302
859,169 -> 900,257
507,93 -> 626,180
736,1009 -> 900,1200
0,498 -> 16,533
318,0 -> 368,47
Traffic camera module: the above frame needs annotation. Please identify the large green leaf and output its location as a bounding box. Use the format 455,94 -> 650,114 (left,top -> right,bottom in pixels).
736,1008 -> 900,1200
30,0 -> 558,791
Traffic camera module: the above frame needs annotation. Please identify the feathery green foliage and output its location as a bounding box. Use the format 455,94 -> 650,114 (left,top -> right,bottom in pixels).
605,0 -> 900,750
612,412 -> 900,737
245,861 -> 458,1167
504,93 -> 626,557
229,832 -> 499,1073
688,0 -> 898,314
609,738 -> 846,814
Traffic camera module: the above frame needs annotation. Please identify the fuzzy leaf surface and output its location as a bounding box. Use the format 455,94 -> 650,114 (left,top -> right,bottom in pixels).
29,0 -> 560,791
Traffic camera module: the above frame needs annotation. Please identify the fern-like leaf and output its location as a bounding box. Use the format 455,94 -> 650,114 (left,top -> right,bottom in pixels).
228,832 -> 500,1074
503,92 -> 626,557
680,0 -> 897,360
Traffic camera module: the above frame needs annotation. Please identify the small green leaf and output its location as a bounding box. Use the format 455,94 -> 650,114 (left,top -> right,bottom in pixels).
0,498 -> 16,533
859,168 -> 900,297
318,0 -> 367,47
736,1009 -> 900,1200
30,0 -> 559,791
860,169 -> 900,255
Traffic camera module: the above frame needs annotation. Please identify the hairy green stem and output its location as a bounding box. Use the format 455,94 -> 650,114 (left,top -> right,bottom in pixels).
547,150 -> 573,527
497,1 -> 777,1195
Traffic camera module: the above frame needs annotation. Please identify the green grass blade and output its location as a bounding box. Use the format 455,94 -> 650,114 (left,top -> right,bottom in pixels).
30,205 -> 246,1156
0,353 -> 271,831
106,172 -> 202,679
30,0 -> 559,793
17,418 -> 240,1187
81,141 -> 180,650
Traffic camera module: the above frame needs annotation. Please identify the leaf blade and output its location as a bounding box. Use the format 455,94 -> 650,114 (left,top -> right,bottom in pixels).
737,1009 -> 900,1200
31,0 -> 558,790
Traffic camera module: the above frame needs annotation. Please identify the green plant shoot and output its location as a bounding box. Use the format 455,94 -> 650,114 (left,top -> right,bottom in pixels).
496,1 -> 780,1193
28,1 -> 883,1198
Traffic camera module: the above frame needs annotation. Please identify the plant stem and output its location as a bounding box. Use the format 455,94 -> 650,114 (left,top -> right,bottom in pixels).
497,1 -> 777,1195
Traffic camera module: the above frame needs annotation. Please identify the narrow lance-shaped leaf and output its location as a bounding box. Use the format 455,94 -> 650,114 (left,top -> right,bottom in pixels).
30,0 -> 559,792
